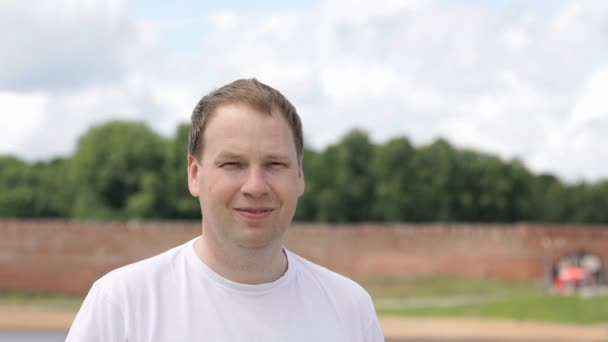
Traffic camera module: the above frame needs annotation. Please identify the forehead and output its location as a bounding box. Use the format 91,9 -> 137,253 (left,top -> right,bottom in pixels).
202,103 -> 297,158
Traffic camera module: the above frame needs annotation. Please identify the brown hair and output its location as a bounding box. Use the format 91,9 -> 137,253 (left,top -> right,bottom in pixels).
188,78 -> 303,160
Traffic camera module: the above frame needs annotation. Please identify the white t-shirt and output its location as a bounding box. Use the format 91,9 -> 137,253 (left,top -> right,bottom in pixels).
66,237 -> 385,341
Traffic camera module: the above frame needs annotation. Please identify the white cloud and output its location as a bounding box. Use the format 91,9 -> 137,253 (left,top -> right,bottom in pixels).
0,0 -> 136,91
0,92 -> 48,155
14,77 -> 201,160
566,67 -> 608,135
208,11 -> 240,33
552,2 -> 582,33
2,0 -> 608,182
503,27 -> 529,50
319,58 -> 399,103
532,66 -> 608,181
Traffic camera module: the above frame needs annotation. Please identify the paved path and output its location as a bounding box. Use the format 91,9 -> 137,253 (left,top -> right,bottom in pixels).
0,332 -> 591,342
0,331 -> 66,342
381,317 -> 607,342
386,338 -> 586,341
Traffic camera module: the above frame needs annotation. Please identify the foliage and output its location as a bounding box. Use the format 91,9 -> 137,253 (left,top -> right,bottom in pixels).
161,123 -> 200,219
69,121 -> 169,219
0,156 -> 71,217
1,121 -> 608,222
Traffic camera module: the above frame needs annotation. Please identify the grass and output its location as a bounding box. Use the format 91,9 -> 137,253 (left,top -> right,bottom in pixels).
377,293 -> 608,324
357,276 -> 608,325
1,276 -> 607,325
358,275 -> 538,299
0,290 -> 83,311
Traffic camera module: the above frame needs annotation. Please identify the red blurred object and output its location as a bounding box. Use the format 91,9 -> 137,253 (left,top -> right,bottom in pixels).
558,266 -> 588,282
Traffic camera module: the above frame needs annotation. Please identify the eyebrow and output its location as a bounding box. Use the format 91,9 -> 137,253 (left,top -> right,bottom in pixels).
215,151 -> 243,160
214,151 -> 291,162
264,154 -> 291,161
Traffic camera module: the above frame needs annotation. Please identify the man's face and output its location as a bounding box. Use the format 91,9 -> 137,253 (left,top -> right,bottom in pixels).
187,103 -> 305,250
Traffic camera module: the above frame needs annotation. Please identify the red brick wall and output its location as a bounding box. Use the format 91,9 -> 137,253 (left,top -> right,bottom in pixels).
1,220 -> 606,295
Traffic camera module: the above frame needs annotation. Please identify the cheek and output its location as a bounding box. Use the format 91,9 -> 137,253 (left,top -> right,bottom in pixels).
204,180 -> 240,204
275,178 -> 300,198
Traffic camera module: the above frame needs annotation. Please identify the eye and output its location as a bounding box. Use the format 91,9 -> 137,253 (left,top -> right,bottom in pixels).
269,162 -> 287,168
220,162 -> 241,169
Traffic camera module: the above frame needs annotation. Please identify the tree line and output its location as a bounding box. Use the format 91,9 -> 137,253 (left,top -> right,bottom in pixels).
1,120 -> 607,223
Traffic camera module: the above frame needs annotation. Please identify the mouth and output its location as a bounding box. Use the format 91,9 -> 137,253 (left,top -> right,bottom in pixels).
235,208 -> 274,220
236,208 -> 273,213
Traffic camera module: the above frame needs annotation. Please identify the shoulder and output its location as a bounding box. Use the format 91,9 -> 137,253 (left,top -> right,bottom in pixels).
287,251 -> 384,341
287,250 -> 374,308
94,239 -> 192,298
67,240 -> 195,341
286,250 -> 381,339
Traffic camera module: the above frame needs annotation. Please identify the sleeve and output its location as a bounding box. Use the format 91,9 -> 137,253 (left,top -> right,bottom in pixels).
364,312 -> 385,342
65,282 -> 127,342
362,293 -> 385,342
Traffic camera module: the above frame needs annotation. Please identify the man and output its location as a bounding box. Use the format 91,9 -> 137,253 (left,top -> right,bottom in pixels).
66,78 -> 384,341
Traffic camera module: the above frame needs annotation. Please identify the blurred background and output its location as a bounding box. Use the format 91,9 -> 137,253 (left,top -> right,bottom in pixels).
1,0 -> 607,341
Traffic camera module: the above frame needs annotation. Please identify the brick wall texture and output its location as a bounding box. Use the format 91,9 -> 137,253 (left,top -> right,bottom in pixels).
1,220 -> 606,295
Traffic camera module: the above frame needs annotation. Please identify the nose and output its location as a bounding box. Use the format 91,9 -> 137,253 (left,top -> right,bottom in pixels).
241,167 -> 269,198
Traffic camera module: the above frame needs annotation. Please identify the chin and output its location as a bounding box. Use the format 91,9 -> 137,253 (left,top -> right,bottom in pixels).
235,229 -> 284,250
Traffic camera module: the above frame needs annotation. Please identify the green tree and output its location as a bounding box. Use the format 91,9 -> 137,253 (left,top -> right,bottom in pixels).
314,129 -> 375,222
294,147 -> 321,221
0,156 -> 72,217
3,121 -> 608,224
370,137 -> 416,221
70,121 -> 168,219
164,123 -> 200,219
566,181 -> 608,223
459,151 -> 516,222
407,139 -> 460,221
0,156 -> 33,217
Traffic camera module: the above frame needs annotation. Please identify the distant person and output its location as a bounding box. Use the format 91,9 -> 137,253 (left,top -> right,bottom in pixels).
66,78 -> 385,341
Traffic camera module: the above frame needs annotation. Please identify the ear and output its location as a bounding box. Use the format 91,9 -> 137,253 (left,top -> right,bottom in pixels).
187,154 -> 200,197
297,156 -> 305,197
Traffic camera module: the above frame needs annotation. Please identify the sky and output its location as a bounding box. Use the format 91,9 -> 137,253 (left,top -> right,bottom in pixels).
1,0 -> 607,182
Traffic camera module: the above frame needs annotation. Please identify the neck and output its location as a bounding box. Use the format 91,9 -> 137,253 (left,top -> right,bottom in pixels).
194,233 -> 288,285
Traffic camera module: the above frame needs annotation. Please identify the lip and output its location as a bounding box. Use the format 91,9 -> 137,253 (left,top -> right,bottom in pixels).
234,208 -> 274,221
